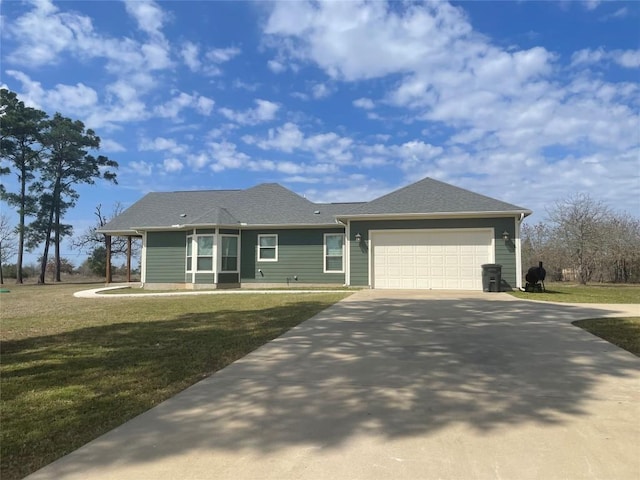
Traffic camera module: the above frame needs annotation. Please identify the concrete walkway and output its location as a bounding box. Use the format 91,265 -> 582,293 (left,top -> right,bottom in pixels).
27,290 -> 639,479
73,285 -> 354,298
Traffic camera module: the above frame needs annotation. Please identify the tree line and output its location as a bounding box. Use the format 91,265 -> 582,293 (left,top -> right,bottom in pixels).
521,194 -> 640,284
1,88 -> 118,284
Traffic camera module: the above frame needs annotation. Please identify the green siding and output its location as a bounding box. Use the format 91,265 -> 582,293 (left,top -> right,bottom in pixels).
241,228 -> 345,284
194,272 -> 215,284
146,231 -> 188,283
349,218 -> 518,289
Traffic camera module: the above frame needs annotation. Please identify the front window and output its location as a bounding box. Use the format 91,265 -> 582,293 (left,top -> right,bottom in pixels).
324,234 -> 344,273
258,234 -> 278,261
197,236 -> 214,271
221,236 -> 238,272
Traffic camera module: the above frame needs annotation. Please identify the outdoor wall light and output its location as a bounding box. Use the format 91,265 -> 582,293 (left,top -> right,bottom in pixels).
502,230 -> 510,242
355,232 -> 362,242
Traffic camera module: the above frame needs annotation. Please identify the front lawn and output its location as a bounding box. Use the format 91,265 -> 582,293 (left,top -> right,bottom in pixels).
508,282 -> 640,303
573,317 -> 640,357
0,283 -> 350,480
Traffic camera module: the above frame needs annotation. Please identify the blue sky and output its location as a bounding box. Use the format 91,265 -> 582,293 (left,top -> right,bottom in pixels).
1,0 -> 639,266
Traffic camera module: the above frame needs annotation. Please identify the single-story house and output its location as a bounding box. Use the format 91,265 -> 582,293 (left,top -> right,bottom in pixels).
99,177 -> 531,291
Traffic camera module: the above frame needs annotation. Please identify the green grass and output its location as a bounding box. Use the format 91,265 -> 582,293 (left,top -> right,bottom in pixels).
573,317 -> 640,356
508,282 -> 640,303
0,283 -> 350,480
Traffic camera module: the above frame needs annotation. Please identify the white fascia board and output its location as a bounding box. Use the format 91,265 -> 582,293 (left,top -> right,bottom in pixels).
240,223 -> 345,229
336,210 -> 532,221
96,229 -> 143,236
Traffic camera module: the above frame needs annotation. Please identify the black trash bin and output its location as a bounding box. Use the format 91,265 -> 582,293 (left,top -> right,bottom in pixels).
481,264 -> 502,292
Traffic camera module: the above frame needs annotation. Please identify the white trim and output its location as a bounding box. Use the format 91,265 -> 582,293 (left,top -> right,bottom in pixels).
257,234 -> 278,262
337,210 -> 531,221
345,220 -> 351,286
369,228 -> 494,290
515,214 -> 523,289
185,234 -> 194,283
323,233 -> 345,274
140,231 -> 147,284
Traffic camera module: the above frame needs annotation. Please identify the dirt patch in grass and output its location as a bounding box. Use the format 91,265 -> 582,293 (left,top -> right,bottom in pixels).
573,317 -> 640,357
0,283 -> 350,480
508,282 -> 640,304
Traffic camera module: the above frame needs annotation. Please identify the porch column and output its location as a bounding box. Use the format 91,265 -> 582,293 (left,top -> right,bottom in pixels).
127,235 -> 132,283
105,234 -> 112,284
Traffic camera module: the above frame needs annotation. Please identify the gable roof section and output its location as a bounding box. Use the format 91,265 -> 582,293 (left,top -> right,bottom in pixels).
341,177 -> 530,217
99,183 -> 356,234
99,177 -> 530,234
100,190 -> 238,233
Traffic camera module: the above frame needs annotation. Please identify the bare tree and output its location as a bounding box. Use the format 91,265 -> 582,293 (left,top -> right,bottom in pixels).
546,194 -> 612,284
0,213 -> 18,284
72,203 -> 140,279
521,222 -> 565,281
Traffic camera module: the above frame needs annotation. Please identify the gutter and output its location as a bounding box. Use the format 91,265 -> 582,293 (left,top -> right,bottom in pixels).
336,210 -> 532,221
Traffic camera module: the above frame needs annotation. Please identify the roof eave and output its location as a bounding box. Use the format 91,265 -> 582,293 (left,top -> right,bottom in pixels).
100,221 -> 344,233
96,229 -> 143,236
336,210 -> 533,221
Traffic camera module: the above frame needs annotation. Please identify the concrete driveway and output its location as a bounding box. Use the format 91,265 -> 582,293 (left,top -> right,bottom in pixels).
27,291 -> 639,480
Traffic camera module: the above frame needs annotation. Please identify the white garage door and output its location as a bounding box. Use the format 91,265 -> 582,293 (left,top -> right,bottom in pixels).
372,229 -> 493,290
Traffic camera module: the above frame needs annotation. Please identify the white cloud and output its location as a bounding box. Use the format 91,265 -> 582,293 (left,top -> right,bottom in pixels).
248,122 -> 355,164
163,158 -> 184,172
6,70 -> 98,114
353,97 -> 375,110
572,48 -> 640,69
263,0 -> 639,179
611,50 -> 640,68
101,139 -> 126,152
187,153 -> 211,170
250,122 -> 304,152
219,99 -> 279,125
140,41 -> 172,70
5,0 -> 81,66
206,46 -> 241,63
267,59 -> 286,73
195,96 -> 215,115
154,92 -> 215,119
123,0 -> 167,38
208,141 -> 250,172
5,0 -> 173,76
128,160 -> 153,176
311,83 -> 331,99
584,0 -> 601,11
181,41 -> 201,71
139,137 -> 186,154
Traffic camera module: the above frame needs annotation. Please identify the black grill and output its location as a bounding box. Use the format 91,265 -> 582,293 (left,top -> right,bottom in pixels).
525,261 -> 546,292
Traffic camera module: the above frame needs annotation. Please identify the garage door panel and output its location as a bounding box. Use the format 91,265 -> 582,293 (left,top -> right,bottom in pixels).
373,230 -> 492,291
460,255 -> 474,265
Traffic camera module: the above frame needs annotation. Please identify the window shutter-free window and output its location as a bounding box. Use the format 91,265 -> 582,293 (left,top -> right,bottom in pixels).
221,236 -> 238,272
197,236 -> 214,271
258,234 -> 278,261
325,234 -> 344,272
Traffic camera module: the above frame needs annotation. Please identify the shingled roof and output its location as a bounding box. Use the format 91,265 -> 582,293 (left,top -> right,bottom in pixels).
99,177 -> 529,234
99,183 -> 364,234
341,177 -> 530,217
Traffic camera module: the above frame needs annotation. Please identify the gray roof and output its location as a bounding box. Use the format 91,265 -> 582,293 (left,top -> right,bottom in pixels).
99,177 -> 530,234
343,177 -> 530,216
